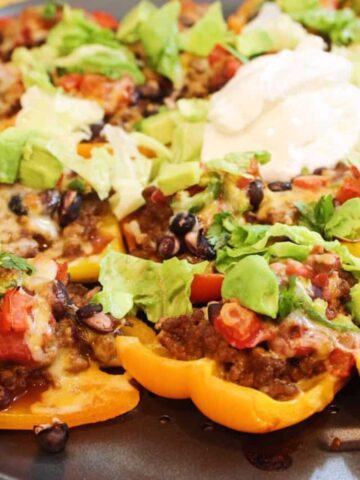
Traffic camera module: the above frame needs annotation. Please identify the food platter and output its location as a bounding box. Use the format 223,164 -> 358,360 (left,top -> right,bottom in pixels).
2,1 -> 360,479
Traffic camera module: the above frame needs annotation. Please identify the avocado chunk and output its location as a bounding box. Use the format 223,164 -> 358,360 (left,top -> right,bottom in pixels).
156,161 -> 201,196
0,128 -> 31,184
137,110 -> 180,145
172,122 -> 205,163
20,139 -> 63,189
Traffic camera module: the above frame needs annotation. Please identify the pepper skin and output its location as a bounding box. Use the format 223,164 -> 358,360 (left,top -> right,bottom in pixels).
0,361 -> 139,430
117,335 -> 346,433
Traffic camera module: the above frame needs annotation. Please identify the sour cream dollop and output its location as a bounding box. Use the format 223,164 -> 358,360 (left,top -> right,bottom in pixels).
202,38 -> 360,182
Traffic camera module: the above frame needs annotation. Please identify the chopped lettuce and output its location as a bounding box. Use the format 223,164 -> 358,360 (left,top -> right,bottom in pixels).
95,250 -> 207,322
47,5 -> 119,55
0,128 -> 32,184
350,282 -> 360,324
177,99 -> 209,123
237,3 -> 308,56
171,172 -> 222,213
11,45 -> 57,91
222,255 -> 279,318
16,86 -> 104,148
296,194 -> 335,238
55,44 -> 144,84
179,2 -> 228,56
325,198 -> 360,240
117,0 -> 156,43
139,1 -> 183,86
212,219 -> 360,274
206,151 -> 270,176
277,0 -> 320,15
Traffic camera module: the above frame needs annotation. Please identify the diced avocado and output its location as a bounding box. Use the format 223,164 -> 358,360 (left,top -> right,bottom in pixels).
117,0 -> 156,43
20,139 -> 63,189
172,122 -> 204,163
0,128 -> 31,184
137,110 -> 180,145
157,161 -> 201,196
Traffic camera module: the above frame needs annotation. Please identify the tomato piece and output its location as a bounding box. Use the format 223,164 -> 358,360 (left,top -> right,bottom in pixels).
285,260 -> 312,278
236,177 -> 251,189
208,44 -> 228,65
292,175 -> 329,190
57,73 -> 83,91
91,11 -> 118,30
191,274 -> 224,304
0,289 -> 34,334
326,349 -> 354,378
150,188 -> 168,204
214,302 -> 269,350
312,272 -> 329,289
56,262 -> 69,285
320,0 -> 339,8
336,176 -> 360,204
0,333 -> 32,364
225,57 -> 241,79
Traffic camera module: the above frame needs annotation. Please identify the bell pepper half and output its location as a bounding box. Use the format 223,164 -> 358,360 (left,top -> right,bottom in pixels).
117,333 -> 346,433
0,360 -> 139,430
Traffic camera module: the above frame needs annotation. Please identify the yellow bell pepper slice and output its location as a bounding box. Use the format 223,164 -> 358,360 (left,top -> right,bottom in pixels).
117,336 -> 346,433
0,361 -> 139,430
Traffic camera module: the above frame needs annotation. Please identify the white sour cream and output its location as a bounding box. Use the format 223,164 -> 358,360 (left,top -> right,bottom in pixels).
202,38 -> 360,182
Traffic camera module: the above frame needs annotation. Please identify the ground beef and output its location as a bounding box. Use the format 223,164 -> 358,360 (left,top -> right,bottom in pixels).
158,311 -> 326,400
123,196 -> 173,260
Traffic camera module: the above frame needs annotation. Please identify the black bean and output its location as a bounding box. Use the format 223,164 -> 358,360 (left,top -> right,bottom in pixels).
169,213 -> 197,236
76,303 -> 103,320
52,281 -> 72,319
89,122 -> 105,140
137,80 -> 161,100
58,191 -> 82,227
185,231 -> 216,260
207,303 -> 222,323
247,180 -> 264,210
157,234 -> 180,259
34,421 -> 69,454
41,189 -> 61,214
268,181 -> 292,192
8,195 -> 28,216
0,386 -> 12,410
80,312 -> 114,334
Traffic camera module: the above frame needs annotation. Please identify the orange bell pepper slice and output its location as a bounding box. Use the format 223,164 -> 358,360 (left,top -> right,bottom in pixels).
117,335 -> 346,433
0,359 -> 139,430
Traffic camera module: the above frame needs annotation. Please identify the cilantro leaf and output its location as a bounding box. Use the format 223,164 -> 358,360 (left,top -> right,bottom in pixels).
0,253 -> 34,274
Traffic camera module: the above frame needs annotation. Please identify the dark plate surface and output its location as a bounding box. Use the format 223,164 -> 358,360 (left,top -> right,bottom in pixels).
1,1 -> 360,479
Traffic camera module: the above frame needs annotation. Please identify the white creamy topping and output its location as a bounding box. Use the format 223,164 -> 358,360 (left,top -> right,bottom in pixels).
202,39 -> 360,182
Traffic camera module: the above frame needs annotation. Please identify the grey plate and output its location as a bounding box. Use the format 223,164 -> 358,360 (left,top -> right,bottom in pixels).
1,1 -> 360,479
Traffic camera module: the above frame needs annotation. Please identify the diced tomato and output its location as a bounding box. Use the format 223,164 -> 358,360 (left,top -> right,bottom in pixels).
351,165 -> 360,179
0,17 -> 12,27
56,262 -> 69,285
225,57 -> 241,78
285,260 -> 312,278
236,176 -> 252,189
248,158 -> 260,177
57,73 -> 83,91
208,44 -> 228,66
151,188 -> 168,204
320,0 -> 339,8
292,175 -> 329,190
90,11 -> 118,30
214,302 -> 271,350
336,176 -> 360,204
326,349 -> 355,378
191,274 -> 224,304
0,288 -> 34,334
0,333 -> 32,364
312,272 -> 329,289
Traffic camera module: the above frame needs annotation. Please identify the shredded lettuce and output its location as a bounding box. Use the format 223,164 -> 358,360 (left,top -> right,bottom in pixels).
139,1 -> 183,86
222,255 -> 279,318
15,86 -> 104,148
55,44 -> 144,84
206,151 -> 270,176
325,198 -> 360,240
179,2 -> 228,56
117,0 -> 156,43
11,45 -> 57,91
47,5 -> 119,55
95,250 -> 208,322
